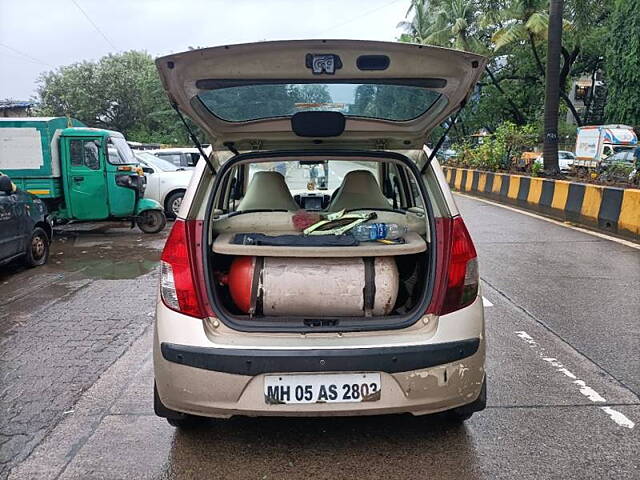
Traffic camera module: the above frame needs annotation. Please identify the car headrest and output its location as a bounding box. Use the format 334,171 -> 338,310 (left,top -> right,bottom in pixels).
237,171 -> 299,212
328,170 -> 390,212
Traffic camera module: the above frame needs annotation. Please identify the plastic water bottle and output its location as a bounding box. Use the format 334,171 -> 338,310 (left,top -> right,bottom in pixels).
351,223 -> 407,241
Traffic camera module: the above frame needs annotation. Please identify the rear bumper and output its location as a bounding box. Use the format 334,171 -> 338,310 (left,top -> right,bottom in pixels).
160,338 -> 480,375
154,296 -> 486,418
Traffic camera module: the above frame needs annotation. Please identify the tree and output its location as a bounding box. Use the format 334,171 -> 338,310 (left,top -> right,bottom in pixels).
398,0 -> 528,126
397,0 -> 433,44
543,0 -> 563,173
490,0 -> 607,126
397,0 -> 613,145
604,0 -> 640,125
424,0 -> 483,52
35,51 -> 193,144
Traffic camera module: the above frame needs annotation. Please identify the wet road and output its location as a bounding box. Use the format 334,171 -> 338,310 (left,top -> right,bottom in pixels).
3,199 -> 640,479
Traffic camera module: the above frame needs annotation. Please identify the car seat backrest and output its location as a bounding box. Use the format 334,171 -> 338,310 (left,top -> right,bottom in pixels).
237,171 -> 299,211
328,170 -> 390,212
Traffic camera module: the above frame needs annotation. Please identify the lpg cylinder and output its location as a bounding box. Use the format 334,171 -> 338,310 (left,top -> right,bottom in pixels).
226,256 -> 399,317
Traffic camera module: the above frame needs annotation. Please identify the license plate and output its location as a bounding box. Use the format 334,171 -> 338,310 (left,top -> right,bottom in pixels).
264,373 -> 381,404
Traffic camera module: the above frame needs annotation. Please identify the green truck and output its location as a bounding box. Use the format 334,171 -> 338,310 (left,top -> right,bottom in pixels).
0,117 -> 166,233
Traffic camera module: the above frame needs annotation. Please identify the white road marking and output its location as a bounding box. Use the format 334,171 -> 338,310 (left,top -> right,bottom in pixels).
600,406 -> 636,429
514,330 -> 635,429
482,296 -> 493,307
454,192 -> 640,250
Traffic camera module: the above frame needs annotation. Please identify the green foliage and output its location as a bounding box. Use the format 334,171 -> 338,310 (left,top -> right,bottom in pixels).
531,159 -> 543,176
604,0 -> 640,125
35,51 -> 193,144
399,0 -> 614,134
448,122 -> 538,171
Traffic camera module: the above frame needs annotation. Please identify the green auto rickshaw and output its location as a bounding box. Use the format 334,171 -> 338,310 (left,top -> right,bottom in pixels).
0,117 -> 166,233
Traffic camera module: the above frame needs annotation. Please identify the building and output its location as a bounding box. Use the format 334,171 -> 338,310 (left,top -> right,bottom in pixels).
566,74 -> 606,125
0,100 -> 34,118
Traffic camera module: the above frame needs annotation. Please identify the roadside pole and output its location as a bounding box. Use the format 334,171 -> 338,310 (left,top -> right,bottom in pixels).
543,0 -> 563,174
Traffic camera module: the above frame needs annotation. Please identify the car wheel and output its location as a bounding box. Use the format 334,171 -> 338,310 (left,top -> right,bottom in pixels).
23,227 -> 50,267
136,210 -> 167,234
446,378 -> 486,423
165,191 -> 184,219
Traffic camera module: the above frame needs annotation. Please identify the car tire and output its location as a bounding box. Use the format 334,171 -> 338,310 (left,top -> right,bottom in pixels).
154,383 -> 203,429
23,227 -> 50,267
165,191 -> 185,219
136,210 -> 167,234
446,377 -> 486,423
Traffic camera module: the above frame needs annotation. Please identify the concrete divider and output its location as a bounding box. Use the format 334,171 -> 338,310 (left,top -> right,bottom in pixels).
443,167 -> 640,243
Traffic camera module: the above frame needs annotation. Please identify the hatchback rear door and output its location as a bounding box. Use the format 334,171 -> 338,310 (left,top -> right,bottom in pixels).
156,40 -> 486,151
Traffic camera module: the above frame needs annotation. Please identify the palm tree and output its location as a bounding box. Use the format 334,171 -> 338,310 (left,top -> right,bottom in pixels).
396,0 -> 433,44
492,0 -> 549,52
543,0 -> 563,173
490,0 -> 588,125
398,0 -> 527,124
424,0 -> 484,52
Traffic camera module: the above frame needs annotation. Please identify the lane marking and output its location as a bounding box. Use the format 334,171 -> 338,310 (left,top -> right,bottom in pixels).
482,296 -> 493,307
514,330 -> 635,429
601,407 -> 636,429
453,192 -> 640,250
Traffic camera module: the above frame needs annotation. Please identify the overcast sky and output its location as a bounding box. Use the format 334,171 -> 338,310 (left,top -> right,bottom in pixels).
0,0 -> 410,100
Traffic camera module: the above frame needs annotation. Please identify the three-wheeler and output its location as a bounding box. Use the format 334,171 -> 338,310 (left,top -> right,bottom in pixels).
0,117 -> 166,233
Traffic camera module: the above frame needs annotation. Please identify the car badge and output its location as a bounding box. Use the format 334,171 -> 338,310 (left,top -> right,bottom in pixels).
306,54 -> 342,75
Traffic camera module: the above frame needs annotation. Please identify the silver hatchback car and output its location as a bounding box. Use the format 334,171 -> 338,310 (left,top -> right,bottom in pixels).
153,40 -> 486,427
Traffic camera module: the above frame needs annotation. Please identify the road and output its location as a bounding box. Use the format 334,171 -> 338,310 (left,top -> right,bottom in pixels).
2,197 -> 639,479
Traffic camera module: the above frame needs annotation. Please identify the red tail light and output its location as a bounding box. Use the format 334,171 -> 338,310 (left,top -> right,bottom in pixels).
427,216 -> 479,315
160,219 -> 212,318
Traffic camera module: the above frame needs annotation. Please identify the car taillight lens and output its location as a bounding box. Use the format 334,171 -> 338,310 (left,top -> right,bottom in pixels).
160,219 -> 211,318
427,216 -> 479,316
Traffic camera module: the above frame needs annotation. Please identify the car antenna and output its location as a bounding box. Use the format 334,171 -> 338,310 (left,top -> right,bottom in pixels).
420,102 -> 465,176
171,103 -> 216,174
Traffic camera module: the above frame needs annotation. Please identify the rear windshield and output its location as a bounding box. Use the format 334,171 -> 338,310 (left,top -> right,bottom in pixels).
197,83 -> 443,122
248,160 -> 379,195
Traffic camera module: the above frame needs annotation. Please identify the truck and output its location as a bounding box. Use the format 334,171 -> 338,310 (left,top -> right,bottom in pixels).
0,117 -> 166,233
574,124 -> 638,170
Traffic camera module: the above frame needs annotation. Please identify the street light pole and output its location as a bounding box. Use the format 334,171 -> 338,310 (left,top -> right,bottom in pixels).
543,0 -> 563,174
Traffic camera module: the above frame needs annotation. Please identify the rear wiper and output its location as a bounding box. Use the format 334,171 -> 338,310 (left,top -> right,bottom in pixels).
171,103 -> 216,175
420,101 -> 465,176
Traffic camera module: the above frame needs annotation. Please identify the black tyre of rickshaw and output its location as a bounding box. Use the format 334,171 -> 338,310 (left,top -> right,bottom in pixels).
136,210 -> 167,234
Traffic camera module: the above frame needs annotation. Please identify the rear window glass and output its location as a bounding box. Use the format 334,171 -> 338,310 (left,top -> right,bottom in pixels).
197,83 -> 442,122
155,153 -> 183,167
248,160 -> 379,195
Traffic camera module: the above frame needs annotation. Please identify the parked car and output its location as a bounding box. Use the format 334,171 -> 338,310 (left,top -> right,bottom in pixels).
0,175 -> 52,267
149,148 -> 210,170
153,40 -> 486,427
135,152 -> 194,219
597,150 -> 636,184
599,150 -> 635,167
534,150 -> 576,172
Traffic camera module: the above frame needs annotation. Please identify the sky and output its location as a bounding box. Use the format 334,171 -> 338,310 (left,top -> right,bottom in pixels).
0,0 -> 410,100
